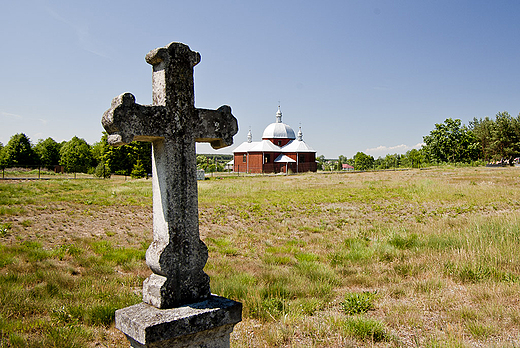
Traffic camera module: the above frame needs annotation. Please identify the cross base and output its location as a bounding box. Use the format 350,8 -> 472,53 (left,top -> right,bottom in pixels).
116,296 -> 242,348
142,273 -> 210,309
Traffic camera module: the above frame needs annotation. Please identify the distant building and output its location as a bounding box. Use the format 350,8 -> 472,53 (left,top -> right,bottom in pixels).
233,107 -> 317,173
342,164 -> 354,171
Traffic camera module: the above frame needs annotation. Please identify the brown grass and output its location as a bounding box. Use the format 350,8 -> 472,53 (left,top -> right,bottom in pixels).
1,167 -> 520,347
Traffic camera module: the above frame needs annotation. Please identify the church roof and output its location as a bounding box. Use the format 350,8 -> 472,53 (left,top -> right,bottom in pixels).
249,140 -> 282,152
282,139 -> 315,153
233,141 -> 257,153
274,154 -> 296,163
262,106 -> 296,140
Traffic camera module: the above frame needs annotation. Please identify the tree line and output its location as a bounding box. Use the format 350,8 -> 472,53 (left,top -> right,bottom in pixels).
319,111 -> 520,171
2,111 -> 519,175
0,133 -> 152,178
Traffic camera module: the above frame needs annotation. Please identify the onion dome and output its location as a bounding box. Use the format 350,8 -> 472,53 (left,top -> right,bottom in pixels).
262,106 -> 296,140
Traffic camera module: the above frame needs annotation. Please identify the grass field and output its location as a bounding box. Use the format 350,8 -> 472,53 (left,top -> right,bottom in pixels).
1,167 -> 520,347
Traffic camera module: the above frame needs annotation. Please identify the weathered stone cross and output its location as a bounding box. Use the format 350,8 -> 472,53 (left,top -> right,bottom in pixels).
102,42 -> 238,309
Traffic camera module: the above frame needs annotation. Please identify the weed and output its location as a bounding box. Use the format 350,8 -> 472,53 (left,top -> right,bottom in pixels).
341,291 -> 377,315
0,222 -> 12,237
340,315 -> 388,342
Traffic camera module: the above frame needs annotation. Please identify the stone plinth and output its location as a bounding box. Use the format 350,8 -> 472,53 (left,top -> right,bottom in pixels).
116,296 -> 242,348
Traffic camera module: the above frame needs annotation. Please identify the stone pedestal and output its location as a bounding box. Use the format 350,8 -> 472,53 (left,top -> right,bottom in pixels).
116,296 -> 242,348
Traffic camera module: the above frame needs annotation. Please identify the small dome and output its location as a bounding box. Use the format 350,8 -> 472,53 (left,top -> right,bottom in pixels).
262,106 -> 296,140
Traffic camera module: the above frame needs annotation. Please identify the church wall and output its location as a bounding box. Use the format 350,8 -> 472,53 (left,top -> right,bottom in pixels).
297,161 -> 317,172
285,152 -> 298,161
283,152 -> 317,173
247,153 -> 264,173
233,152 -> 248,173
234,151 -> 317,173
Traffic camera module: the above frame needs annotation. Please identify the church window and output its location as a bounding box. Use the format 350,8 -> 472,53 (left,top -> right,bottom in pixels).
299,154 -> 305,162
264,154 -> 270,163
277,140 -> 282,146
243,154 -> 247,163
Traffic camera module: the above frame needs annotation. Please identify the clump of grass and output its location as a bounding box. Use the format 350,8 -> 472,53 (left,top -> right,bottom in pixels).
466,320 -> 497,339
444,261 -> 518,283
89,240 -> 146,267
388,232 -> 419,250
0,244 -> 14,267
207,237 -> 239,256
20,219 -> 32,228
341,291 -> 377,315
335,315 -> 389,342
0,222 -> 12,236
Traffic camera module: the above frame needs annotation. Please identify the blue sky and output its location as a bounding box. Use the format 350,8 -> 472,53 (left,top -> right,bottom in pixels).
1,1 -> 519,158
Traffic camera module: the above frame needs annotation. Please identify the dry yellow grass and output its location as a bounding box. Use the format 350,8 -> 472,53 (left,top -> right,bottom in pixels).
1,166 -> 520,347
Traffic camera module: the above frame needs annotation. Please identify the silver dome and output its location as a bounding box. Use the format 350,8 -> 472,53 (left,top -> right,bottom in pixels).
261,106 -> 296,139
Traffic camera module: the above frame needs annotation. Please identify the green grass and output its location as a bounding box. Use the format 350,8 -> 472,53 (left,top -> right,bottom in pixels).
2,167 -> 520,346
0,235 -> 146,346
341,291 -> 377,315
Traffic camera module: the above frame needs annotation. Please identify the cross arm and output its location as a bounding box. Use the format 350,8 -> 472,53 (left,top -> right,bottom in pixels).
194,105 -> 238,149
102,93 -> 167,146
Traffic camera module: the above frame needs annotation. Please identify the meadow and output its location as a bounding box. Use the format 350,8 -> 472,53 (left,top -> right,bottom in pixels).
0,167 -> 519,347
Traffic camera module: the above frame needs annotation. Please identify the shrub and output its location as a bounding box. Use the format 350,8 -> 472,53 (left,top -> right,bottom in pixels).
131,159 -> 146,179
94,162 -> 111,178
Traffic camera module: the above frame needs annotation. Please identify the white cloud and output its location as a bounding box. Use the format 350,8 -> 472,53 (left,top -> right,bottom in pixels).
365,143 -> 425,157
1,111 -> 22,119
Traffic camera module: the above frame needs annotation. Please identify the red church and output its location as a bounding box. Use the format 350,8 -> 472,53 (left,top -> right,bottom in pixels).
232,107 -> 317,174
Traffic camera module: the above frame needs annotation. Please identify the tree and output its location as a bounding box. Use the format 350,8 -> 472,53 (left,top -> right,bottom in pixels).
354,152 -> 374,170
91,133 -> 109,167
0,142 -> 4,168
491,112 -> 520,164
59,136 -> 94,173
423,118 -> 480,163
470,116 -> 494,162
316,155 -> 326,170
196,155 -> 208,171
470,112 -> 520,164
337,155 -> 347,170
404,148 -> 425,168
34,137 -> 61,169
1,133 -> 38,167
131,159 -> 147,178
104,140 -> 152,176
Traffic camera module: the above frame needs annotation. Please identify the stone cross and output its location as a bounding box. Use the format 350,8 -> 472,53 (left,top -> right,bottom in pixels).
102,42 -> 238,309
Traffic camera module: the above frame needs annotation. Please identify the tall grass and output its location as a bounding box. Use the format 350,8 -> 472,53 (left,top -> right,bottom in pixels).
1,167 -> 520,346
